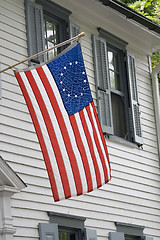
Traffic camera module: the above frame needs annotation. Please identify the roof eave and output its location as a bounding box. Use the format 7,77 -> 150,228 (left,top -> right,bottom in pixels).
98,0 -> 160,34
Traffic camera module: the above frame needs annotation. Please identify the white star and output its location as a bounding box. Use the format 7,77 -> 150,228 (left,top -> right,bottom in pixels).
70,62 -> 72,65
82,71 -> 85,75
64,66 -> 66,69
63,88 -> 65,92
75,95 -> 77,98
81,93 -> 83,96
68,94 -> 70,97
84,80 -> 87,83
60,81 -> 63,84
60,73 -> 63,76
75,61 -> 78,64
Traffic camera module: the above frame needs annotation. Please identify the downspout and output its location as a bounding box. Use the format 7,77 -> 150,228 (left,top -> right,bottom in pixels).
151,62 -> 160,161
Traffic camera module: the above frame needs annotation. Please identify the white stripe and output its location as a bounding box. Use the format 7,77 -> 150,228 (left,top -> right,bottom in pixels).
89,103 -> 111,181
74,112 -> 97,190
19,71 -> 65,200
83,107 -> 105,184
42,65 -> 88,194
31,68 -> 77,197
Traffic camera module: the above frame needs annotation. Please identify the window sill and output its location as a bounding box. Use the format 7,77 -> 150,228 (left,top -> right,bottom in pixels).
106,135 -> 139,149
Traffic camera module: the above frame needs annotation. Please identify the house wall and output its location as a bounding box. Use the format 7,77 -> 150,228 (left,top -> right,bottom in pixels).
0,0 -> 160,240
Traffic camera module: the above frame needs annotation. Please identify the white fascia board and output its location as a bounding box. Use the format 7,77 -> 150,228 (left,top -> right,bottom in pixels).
0,156 -> 27,191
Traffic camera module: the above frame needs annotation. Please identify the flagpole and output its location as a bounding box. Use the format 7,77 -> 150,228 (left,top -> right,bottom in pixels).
0,32 -> 85,74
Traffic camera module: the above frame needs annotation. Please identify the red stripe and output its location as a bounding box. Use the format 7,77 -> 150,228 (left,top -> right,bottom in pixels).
86,104 -> 109,182
79,109 -> 102,188
25,70 -> 71,199
15,72 -> 59,201
36,67 -> 83,196
91,102 -> 111,178
70,114 -> 93,192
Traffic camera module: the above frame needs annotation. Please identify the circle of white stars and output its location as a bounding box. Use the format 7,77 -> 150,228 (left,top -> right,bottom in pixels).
59,60 -> 87,99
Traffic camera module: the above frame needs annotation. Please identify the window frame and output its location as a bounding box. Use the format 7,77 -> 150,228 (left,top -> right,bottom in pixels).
48,212 -> 86,240
92,28 -> 143,145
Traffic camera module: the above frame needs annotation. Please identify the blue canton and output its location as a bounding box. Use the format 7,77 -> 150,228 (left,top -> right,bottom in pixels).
47,43 -> 93,116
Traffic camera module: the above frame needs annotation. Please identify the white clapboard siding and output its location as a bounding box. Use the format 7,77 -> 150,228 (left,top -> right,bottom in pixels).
0,1 -> 160,240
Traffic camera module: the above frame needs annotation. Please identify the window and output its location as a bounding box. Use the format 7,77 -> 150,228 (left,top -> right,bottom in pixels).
92,28 -> 143,145
109,222 -> 154,240
25,0 -> 79,64
39,212 -> 98,240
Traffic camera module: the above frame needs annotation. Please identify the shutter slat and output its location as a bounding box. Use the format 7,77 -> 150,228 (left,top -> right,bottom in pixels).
92,35 -> 113,135
70,22 -> 80,38
25,0 -> 45,64
127,52 -> 143,145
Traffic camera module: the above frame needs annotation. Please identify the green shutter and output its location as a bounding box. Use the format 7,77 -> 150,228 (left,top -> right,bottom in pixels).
39,223 -> 59,240
70,22 -> 80,38
25,0 -> 45,64
92,35 -> 113,135
127,52 -> 143,146
85,228 -> 97,240
109,232 -> 125,240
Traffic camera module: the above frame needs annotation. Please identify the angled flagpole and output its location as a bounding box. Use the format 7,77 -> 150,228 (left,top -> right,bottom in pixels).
0,32 -> 85,74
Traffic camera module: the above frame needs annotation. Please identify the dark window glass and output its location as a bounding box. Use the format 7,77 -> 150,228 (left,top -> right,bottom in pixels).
125,235 -> 141,240
111,93 -> 127,138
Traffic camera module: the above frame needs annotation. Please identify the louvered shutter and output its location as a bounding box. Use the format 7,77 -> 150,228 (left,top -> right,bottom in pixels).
85,228 -> 97,240
92,35 -> 113,134
39,223 -> 59,240
127,52 -> 143,146
70,22 -> 80,38
109,232 -> 125,240
25,0 -> 45,64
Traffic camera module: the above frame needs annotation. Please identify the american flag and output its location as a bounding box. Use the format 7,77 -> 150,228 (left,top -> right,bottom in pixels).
15,43 -> 111,201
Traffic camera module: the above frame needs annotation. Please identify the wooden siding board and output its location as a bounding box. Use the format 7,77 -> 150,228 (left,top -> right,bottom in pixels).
1,0 -> 25,11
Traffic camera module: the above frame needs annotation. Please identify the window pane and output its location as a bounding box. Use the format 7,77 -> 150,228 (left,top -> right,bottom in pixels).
44,18 -> 60,60
109,70 -> 120,90
108,49 -> 121,91
111,93 -> 127,138
59,230 -> 76,240
69,233 -> 76,240
125,235 -> 141,240
60,232 -> 68,240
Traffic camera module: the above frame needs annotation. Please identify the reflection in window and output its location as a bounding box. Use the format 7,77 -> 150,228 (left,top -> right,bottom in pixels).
59,230 -> 76,240
108,49 -> 121,91
44,19 -> 60,60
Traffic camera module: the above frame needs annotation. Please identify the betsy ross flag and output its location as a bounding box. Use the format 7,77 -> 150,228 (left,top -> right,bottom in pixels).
15,43 -> 111,201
